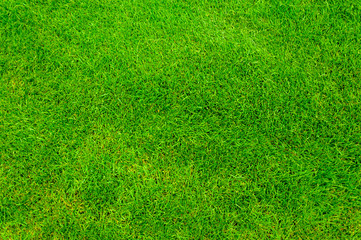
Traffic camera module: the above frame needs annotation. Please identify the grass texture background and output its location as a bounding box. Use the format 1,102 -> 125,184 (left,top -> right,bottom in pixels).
1,0 -> 361,239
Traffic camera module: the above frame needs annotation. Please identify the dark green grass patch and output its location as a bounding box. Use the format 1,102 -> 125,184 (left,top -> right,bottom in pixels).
1,0 -> 361,239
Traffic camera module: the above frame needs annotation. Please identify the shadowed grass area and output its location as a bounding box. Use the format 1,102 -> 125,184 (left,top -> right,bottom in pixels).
1,0 -> 361,239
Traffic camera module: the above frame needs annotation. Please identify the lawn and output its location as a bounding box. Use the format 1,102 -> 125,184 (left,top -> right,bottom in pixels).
1,0 -> 361,239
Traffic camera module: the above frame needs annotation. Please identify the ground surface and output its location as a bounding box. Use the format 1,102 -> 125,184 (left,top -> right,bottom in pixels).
1,0 -> 361,239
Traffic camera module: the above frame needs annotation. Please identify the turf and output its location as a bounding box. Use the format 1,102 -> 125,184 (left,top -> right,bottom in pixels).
1,0 -> 361,239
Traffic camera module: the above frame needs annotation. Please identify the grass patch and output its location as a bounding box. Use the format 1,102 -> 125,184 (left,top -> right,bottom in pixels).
1,0 -> 361,239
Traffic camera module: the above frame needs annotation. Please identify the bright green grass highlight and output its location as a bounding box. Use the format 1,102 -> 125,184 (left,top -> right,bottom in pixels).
1,0 -> 361,239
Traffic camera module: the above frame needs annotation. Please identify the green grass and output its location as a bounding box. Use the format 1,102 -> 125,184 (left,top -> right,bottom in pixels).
1,0 -> 361,239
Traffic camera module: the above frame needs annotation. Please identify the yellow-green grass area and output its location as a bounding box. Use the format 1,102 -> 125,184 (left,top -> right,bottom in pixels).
1,0 -> 360,239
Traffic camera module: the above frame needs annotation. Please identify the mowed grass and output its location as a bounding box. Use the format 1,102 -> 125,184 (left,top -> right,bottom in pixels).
1,0 -> 361,239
